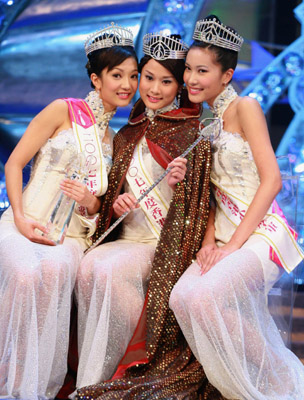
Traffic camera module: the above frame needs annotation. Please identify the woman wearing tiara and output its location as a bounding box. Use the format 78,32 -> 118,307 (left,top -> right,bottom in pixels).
75,33 -> 220,399
0,23 -> 138,400
169,15 -> 304,400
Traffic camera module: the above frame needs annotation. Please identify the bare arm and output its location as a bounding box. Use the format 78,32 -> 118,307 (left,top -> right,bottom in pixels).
200,97 -> 282,273
5,100 -> 71,244
228,97 -> 282,248
60,178 -> 102,215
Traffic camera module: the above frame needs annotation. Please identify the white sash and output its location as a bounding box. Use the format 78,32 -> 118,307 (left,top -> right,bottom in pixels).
65,98 -> 109,240
212,178 -> 304,273
66,99 -> 108,197
126,138 -> 170,239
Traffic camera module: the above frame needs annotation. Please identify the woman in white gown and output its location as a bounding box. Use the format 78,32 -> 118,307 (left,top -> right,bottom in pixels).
169,15 -> 304,400
0,23 -> 138,400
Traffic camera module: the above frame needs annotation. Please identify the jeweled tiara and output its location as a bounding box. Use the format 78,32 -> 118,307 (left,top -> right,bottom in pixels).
142,32 -> 189,61
193,18 -> 243,52
85,22 -> 134,57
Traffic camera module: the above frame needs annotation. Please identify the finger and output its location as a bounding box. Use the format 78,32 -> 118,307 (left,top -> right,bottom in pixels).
196,254 -> 202,267
32,236 -> 56,246
121,195 -> 138,209
169,157 -> 187,167
33,222 -> 49,235
115,200 -> 131,213
201,252 -> 216,274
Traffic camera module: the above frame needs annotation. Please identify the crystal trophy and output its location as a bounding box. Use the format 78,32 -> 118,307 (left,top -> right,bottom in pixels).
44,151 -> 89,245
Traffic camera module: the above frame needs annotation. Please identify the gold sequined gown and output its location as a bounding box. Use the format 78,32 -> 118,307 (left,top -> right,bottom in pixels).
0,116 -> 113,399
170,85 -> 304,399
76,105 -> 175,389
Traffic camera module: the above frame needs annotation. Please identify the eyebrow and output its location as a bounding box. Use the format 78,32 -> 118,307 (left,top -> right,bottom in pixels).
144,69 -> 174,79
112,67 -> 138,73
186,63 -> 208,68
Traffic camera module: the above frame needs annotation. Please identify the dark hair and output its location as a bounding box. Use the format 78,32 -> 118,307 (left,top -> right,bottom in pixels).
138,35 -> 185,85
86,46 -> 138,88
191,15 -> 238,72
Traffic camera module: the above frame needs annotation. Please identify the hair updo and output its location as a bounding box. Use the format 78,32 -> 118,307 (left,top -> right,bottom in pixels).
191,15 -> 239,72
138,34 -> 186,86
86,36 -> 138,89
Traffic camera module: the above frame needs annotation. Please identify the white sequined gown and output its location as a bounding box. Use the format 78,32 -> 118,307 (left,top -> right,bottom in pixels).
76,132 -> 173,388
169,86 -> 304,400
0,126 -> 112,400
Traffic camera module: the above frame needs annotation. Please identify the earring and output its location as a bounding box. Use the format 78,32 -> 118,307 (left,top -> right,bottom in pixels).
177,89 -> 182,108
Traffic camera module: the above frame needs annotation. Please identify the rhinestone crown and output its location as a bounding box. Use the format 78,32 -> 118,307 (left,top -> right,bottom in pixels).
85,22 -> 134,57
143,32 -> 189,61
193,17 -> 243,52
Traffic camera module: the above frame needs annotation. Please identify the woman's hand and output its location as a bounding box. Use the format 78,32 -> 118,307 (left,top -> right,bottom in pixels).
196,242 -> 218,267
14,215 -> 55,246
199,242 -> 240,275
166,157 -> 187,190
113,193 -> 140,218
60,178 -> 100,214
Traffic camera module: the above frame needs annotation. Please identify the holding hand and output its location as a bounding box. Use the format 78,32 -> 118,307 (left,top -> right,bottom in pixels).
166,157 -> 187,189
14,215 -> 55,246
60,178 -> 92,207
198,242 -> 240,275
113,193 -> 140,218
60,178 -> 101,215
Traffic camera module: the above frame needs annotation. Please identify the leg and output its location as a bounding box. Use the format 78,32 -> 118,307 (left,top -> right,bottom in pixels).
170,246 -> 304,400
76,240 -> 155,388
0,223 -> 82,400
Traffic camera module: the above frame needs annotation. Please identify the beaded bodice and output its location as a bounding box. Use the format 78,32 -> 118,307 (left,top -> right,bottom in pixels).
209,84 -> 260,200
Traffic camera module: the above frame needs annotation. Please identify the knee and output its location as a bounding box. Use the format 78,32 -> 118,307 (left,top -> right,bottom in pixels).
77,254 -> 111,294
169,283 -> 183,314
12,265 -> 41,293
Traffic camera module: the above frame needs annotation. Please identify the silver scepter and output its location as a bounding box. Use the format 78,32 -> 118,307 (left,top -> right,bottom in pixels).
84,117 -> 220,254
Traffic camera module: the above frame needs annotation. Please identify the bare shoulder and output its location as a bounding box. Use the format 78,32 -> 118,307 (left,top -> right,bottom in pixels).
236,96 -> 262,113
34,99 -> 70,126
44,98 -> 69,114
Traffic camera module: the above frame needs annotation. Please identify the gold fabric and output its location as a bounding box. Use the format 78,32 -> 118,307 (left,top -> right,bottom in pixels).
77,99 -> 226,399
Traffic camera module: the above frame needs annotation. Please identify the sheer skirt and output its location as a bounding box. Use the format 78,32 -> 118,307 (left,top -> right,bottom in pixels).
170,241 -> 304,400
0,221 -> 83,400
76,240 -> 156,389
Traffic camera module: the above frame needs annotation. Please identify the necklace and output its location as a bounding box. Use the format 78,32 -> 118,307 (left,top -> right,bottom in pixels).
85,90 -> 116,137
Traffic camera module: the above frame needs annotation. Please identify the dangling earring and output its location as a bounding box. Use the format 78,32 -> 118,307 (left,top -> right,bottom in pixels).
177,89 -> 182,108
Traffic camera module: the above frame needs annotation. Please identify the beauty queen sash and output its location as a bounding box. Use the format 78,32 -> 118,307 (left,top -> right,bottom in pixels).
211,178 -> 304,273
64,98 -> 109,239
126,137 -> 170,239
64,98 -> 108,198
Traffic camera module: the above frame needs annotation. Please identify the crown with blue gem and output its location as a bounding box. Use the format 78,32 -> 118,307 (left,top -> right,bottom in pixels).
142,32 -> 189,61
193,17 -> 243,52
85,22 -> 134,57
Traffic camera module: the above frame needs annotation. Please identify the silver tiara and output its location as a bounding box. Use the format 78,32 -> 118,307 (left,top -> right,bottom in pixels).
142,33 -> 189,61
193,18 -> 243,52
85,22 -> 134,57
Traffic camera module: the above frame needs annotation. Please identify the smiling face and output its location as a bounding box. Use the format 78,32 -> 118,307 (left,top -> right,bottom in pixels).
91,57 -> 138,112
139,58 -> 179,111
183,47 -> 234,107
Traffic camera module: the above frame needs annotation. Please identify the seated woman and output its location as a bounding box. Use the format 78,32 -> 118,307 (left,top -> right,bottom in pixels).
0,23 -> 138,400
170,15 -> 304,400
75,33 -> 220,399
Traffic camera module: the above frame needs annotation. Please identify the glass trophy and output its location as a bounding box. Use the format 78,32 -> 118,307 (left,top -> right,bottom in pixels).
44,151 -> 89,245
